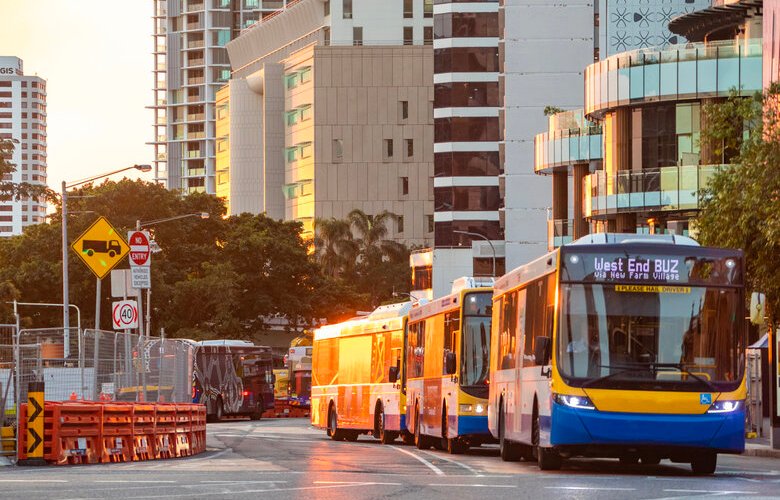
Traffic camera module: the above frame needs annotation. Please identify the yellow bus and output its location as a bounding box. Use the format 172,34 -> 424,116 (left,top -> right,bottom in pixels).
488,234 -> 746,474
405,278 -> 494,454
311,302 -> 413,443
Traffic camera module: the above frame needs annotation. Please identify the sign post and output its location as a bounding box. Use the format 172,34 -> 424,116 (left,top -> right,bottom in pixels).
112,300 -> 139,330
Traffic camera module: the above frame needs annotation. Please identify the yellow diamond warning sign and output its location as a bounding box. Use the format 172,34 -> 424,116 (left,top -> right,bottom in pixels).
71,216 -> 130,279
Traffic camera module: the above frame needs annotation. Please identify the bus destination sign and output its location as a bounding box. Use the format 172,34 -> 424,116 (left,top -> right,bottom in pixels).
592,256 -> 683,282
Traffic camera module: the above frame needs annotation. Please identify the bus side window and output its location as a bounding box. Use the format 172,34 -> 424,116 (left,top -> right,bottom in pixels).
499,292 -> 517,370
523,278 -> 547,367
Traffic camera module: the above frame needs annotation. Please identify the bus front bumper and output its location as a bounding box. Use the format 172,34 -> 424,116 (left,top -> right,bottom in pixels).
550,403 -> 744,453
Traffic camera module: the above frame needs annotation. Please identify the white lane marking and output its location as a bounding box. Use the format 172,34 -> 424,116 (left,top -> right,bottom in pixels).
389,445 -> 445,476
0,480 -> 69,483
546,486 -> 637,491
94,481 -> 177,484
428,484 -> 516,488
109,481 -> 401,499
663,489 -> 757,494
200,481 -> 287,484
421,450 -> 479,475
314,481 -> 402,486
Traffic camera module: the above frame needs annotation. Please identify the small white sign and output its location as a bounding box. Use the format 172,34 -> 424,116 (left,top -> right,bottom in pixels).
110,269 -> 139,297
101,382 -> 115,395
112,300 -> 138,330
131,267 -> 151,289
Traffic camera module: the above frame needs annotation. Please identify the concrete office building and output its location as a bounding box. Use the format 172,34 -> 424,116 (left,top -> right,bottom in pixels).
766,0 -> 780,86
534,0 -> 764,243
0,56 -> 47,236
150,0 -> 292,194
219,0 -> 435,244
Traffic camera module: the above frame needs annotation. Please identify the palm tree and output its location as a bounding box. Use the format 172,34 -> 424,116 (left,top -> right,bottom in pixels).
347,209 -> 405,266
312,217 -> 358,277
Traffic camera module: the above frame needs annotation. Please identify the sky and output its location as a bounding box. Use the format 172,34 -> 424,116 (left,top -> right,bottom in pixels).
0,1 -> 153,190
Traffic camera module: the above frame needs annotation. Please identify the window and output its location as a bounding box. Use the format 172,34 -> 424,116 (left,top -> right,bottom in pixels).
399,100 -> 408,121
424,0 -> 432,18
497,291 -> 518,369
403,26 -> 413,45
332,139 -> 343,162
286,110 -> 298,126
353,26 -> 362,46
400,176 -> 409,196
324,0 -> 329,15
286,147 -> 297,163
343,0 -> 352,19
424,26 -> 433,45
301,143 -> 313,159
301,105 -> 312,121
405,139 -> 414,159
300,67 -> 312,83
383,139 -> 393,160
397,215 -> 404,233
323,26 -> 330,45
404,0 -> 413,18
426,214 -> 434,233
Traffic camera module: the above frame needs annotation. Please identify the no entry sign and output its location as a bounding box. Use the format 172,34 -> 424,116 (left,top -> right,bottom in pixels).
112,300 -> 139,330
127,230 -> 151,267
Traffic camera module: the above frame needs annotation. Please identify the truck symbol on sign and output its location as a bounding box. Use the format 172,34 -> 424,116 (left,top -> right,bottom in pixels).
82,240 -> 122,258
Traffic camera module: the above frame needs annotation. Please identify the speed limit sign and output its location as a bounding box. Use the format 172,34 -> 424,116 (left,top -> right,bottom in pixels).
112,300 -> 139,330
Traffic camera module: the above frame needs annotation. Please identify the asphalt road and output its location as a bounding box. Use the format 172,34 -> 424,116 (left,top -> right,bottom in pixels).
2,418 -> 780,499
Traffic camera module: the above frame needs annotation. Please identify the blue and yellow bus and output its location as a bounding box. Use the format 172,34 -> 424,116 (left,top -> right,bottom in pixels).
406,278 -> 494,454
488,234 -> 745,474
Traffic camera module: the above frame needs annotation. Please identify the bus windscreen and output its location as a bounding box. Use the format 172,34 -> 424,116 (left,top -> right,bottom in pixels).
557,283 -> 743,392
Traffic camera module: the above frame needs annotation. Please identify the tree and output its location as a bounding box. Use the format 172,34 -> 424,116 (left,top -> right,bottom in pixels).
696,83 -> 780,328
312,217 -> 357,278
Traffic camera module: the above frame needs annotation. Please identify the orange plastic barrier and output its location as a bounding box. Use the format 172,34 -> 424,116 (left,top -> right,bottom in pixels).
18,401 -> 206,466
262,399 -> 310,418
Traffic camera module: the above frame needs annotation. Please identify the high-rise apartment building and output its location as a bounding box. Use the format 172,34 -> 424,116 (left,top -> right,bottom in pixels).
218,0 -> 435,245
150,0 -> 290,194
0,56 -> 48,236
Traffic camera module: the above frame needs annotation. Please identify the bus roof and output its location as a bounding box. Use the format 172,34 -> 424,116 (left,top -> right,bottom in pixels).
569,233 -> 700,246
408,286 -> 492,322
494,250 -> 558,297
314,302 -> 412,341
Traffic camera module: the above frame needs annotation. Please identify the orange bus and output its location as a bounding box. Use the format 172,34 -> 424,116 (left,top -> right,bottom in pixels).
311,302 -> 413,443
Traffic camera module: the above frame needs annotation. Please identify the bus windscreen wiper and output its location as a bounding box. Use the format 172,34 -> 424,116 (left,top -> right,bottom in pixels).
581,364 -> 650,389
650,363 -> 718,392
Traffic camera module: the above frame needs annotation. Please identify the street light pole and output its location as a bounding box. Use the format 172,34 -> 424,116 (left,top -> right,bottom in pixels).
453,230 -> 496,277
61,181 -> 70,358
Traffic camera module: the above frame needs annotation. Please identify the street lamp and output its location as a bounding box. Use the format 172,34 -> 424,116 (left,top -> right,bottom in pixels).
61,164 -> 151,358
453,229 -> 496,278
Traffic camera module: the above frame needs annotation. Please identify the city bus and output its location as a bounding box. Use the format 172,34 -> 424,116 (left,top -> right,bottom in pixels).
406,278 -> 494,454
192,340 -> 275,422
286,345 -> 312,408
488,233 -> 746,474
311,302 -> 413,443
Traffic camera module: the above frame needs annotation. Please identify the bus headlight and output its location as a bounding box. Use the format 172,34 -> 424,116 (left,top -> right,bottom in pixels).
553,393 -> 596,410
707,400 -> 740,414
475,404 -> 485,414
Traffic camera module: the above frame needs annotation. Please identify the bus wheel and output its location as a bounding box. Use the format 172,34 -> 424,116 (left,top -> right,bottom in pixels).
499,401 -> 520,462
375,403 -> 396,444
250,401 -> 264,421
533,406 -> 561,471
690,453 -> 717,475
442,406 -> 464,454
329,404 -> 345,441
414,403 -> 429,450
401,431 -> 415,446
214,397 -> 224,423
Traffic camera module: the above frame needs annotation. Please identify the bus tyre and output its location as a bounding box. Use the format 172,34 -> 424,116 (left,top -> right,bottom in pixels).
499,402 -> 521,462
375,403 -> 396,444
329,405 -> 346,441
250,401 -> 264,421
214,397 -> 224,423
442,407 -> 464,454
401,431 -> 415,446
533,407 -> 561,471
414,404 -> 429,450
691,453 -> 717,475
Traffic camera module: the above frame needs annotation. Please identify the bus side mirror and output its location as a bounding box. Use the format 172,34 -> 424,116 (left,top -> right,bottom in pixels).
534,337 -> 551,366
388,366 -> 399,383
445,351 -> 457,375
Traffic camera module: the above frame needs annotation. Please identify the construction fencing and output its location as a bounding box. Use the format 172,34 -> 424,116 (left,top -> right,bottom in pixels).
0,325 -> 194,459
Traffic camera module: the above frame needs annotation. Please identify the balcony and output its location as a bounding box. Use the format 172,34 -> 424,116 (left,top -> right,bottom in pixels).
187,93 -> 203,103
187,39 -> 205,49
584,164 -> 727,218
585,39 -> 762,118
187,113 -> 205,121
547,219 -> 574,251
534,128 -> 602,174
185,58 -> 205,68
188,131 -> 206,139
186,149 -> 204,158
186,21 -> 204,31
185,2 -> 205,12
187,77 -> 205,85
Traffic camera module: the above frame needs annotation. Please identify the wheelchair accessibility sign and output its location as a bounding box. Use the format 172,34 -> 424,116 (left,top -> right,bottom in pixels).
700,393 -> 712,405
